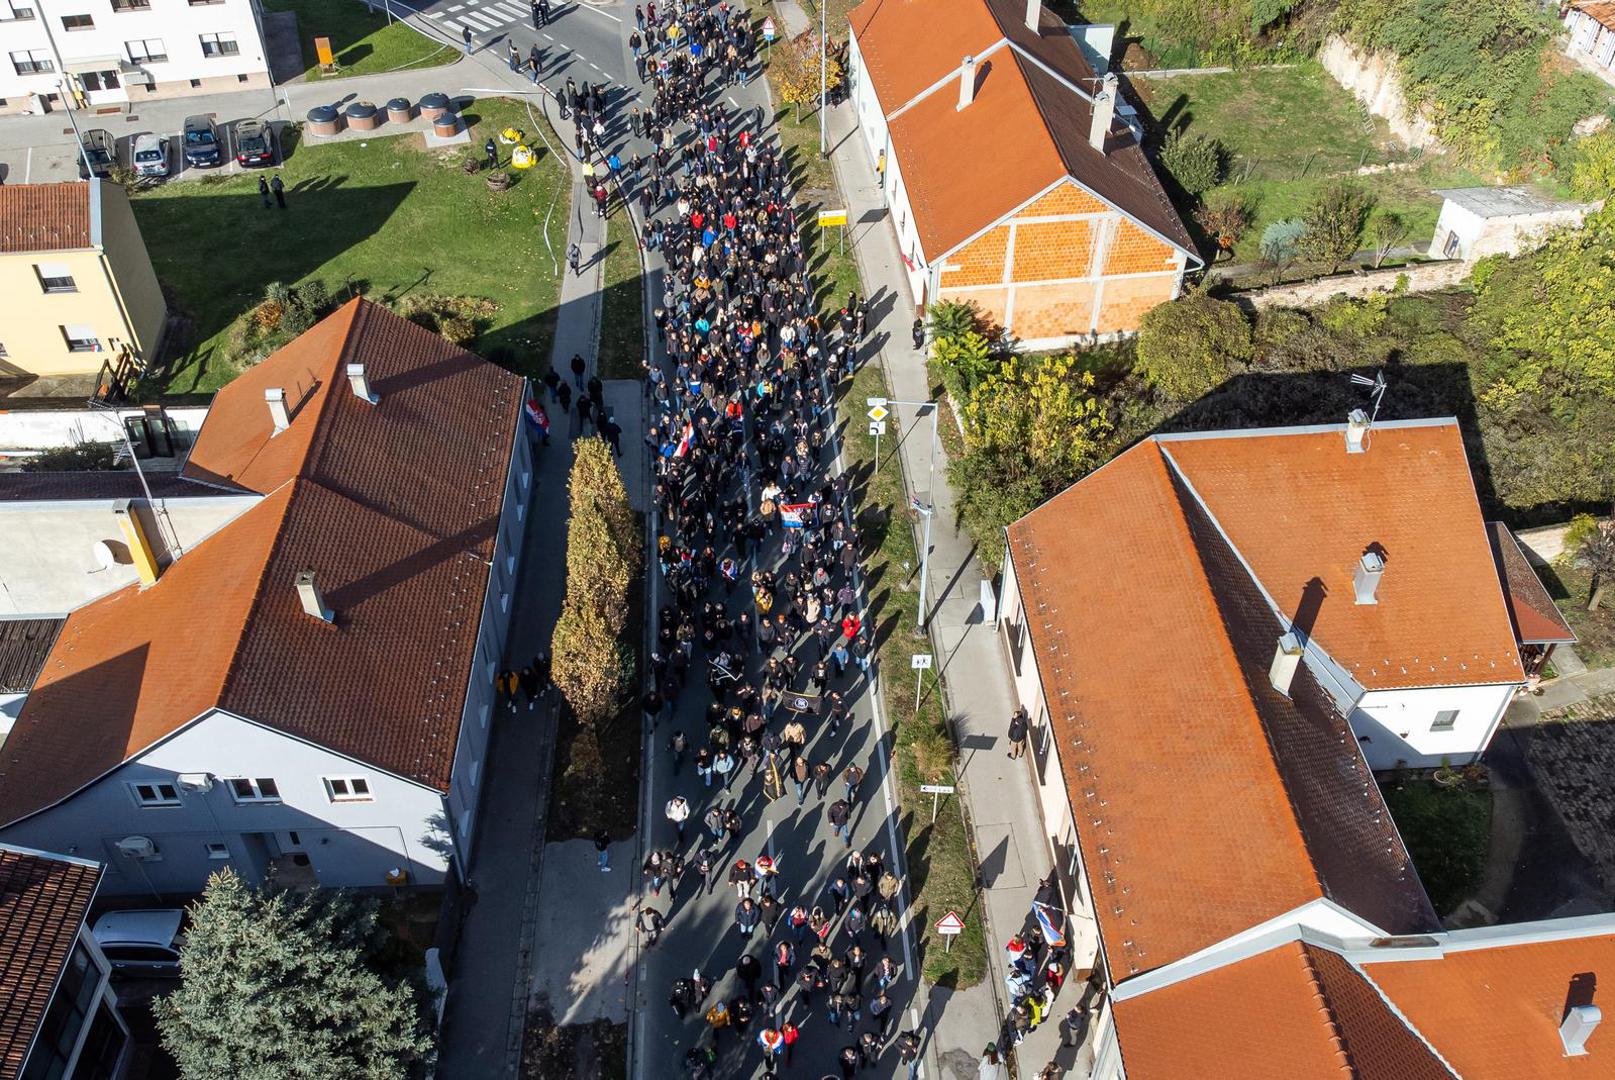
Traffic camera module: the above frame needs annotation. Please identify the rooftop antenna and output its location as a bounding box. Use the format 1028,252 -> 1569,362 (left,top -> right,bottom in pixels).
1350,370 -> 1388,424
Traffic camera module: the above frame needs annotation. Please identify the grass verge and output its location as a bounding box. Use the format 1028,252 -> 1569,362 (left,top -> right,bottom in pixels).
1380,771 -> 1492,918
134,98 -> 568,395
1546,561 -> 1615,670
597,205 -> 645,381
264,0 -> 458,81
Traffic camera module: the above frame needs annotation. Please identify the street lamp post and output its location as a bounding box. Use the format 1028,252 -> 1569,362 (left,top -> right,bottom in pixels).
818,0 -> 827,157
868,396 -> 939,631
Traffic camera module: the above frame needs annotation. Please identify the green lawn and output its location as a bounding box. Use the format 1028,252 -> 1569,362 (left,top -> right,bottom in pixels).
133,98 -> 570,395
1380,773 -> 1492,918
596,204 -> 645,381
1546,562 -> 1615,670
264,0 -> 458,81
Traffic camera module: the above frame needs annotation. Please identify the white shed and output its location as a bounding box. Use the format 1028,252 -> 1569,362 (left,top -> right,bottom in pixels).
1429,186 -> 1598,262
1564,1 -> 1615,77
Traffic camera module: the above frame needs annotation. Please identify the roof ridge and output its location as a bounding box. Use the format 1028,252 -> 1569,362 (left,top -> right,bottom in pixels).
1334,951 -> 1464,1079
1295,943 -> 1361,1077
298,297 -> 370,483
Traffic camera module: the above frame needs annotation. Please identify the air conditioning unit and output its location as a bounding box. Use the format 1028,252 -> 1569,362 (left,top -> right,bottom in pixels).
116,836 -> 158,860
175,773 -> 213,792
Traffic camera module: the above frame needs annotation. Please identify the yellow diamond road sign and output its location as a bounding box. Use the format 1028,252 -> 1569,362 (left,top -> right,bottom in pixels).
867,405 -> 890,423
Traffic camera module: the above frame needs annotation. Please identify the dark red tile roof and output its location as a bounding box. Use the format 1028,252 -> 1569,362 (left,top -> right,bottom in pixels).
0,846 -> 101,1080
1487,522 -> 1576,646
0,183 -> 92,254
0,300 -> 522,824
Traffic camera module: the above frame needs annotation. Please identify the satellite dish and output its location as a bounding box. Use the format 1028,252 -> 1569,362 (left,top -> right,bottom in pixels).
92,540 -> 118,571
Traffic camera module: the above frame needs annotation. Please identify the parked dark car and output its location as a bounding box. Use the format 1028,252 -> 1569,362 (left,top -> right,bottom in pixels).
233,118 -> 276,167
77,128 -> 115,179
182,114 -> 222,168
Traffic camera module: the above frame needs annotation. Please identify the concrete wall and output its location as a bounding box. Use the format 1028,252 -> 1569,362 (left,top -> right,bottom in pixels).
1234,259 -> 1469,311
0,710 -> 452,897
0,0 -> 269,113
1349,681 -> 1518,770
0,493 -> 259,617
1318,36 -> 1441,150
97,183 -> 168,363
0,404 -> 207,453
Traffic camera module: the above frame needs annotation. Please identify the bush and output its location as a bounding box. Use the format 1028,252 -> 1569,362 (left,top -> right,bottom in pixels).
1253,307 -> 1309,348
1570,128 -> 1615,200
1299,181 -> 1373,273
1260,218 -> 1307,264
21,442 -> 122,472
398,294 -> 498,345
1135,291 -> 1253,401
927,299 -> 987,343
1195,193 -> 1253,254
1159,130 -> 1228,196
932,330 -> 998,407
1318,293 -> 1389,337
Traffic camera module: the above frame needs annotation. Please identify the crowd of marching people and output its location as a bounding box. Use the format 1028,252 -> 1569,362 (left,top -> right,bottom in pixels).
544,2 -> 931,1076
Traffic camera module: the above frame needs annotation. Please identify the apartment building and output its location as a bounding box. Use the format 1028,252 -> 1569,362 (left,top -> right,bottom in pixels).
0,0 -> 269,115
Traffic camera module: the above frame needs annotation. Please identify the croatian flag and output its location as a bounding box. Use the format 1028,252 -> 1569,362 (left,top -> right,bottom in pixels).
674,422 -> 694,458
1033,901 -> 1067,949
779,502 -> 814,528
524,398 -> 548,435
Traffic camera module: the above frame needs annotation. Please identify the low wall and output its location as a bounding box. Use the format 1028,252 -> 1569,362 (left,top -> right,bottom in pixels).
1318,35 -> 1441,151
1232,260 -> 1468,311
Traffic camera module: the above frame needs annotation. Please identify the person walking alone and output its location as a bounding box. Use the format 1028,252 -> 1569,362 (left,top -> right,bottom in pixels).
270,174 -> 286,209
594,829 -> 612,871
828,798 -> 852,847
461,24 -> 474,53
568,241 -> 582,276
1008,707 -> 1029,759
665,794 -> 690,839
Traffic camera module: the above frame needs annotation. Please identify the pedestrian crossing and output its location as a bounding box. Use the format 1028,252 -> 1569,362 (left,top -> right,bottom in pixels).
429,0 -> 529,34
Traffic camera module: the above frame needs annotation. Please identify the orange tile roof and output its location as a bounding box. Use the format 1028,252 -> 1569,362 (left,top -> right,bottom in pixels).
1367,933 -> 1615,1078
0,300 -> 522,823
1162,423 -> 1523,689
1114,941 -> 1454,1079
851,0 -> 1193,259
1009,427 -> 1472,975
0,847 -> 101,1080
1487,523 -> 1576,646
0,182 -> 92,254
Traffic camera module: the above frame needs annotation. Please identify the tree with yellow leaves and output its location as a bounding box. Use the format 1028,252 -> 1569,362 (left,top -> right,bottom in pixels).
774,32 -> 844,124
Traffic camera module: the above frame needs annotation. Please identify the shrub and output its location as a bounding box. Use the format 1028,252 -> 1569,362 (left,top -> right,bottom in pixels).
1319,293 -> 1389,336
1135,291 -> 1252,401
932,330 -> 998,407
1159,130 -> 1228,196
1260,218 -> 1307,264
1195,193 -> 1253,253
22,441 -> 122,472
1254,307 -> 1310,348
1299,181 -> 1373,273
1370,211 -> 1409,268
927,300 -> 987,343
439,314 -> 477,345
1570,128 -> 1615,200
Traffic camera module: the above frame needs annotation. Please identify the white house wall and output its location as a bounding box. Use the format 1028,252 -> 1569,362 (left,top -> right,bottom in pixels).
0,710 -> 452,897
1349,681 -> 1516,769
847,33 -> 930,305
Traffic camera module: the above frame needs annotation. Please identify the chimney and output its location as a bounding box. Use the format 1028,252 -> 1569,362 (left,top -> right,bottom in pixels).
112,499 -> 160,587
1353,551 -> 1385,605
1561,1005 -> 1600,1056
1345,408 -> 1371,453
1025,0 -> 1040,32
346,363 -> 379,404
294,570 -> 334,623
1269,632 -> 1303,697
957,56 -> 977,111
265,387 -> 290,433
1089,72 -> 1118,152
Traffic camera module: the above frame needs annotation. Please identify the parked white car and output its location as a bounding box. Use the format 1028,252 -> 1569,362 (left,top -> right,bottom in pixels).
131,133 -> 169,178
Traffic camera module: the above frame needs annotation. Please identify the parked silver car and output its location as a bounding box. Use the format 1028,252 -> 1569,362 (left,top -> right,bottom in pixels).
131,132 -> 169,178
92,908 -> 187,976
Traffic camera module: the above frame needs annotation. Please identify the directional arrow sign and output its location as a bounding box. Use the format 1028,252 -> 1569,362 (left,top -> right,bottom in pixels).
869,420 -> 886,437
867,404 -> 890,423
935,911 -> 965,935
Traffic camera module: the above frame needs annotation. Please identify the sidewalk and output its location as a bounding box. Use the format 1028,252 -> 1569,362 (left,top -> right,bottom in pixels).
820,92 -> 1087,1078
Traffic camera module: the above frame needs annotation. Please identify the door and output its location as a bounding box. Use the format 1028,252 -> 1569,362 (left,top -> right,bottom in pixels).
78,70 -> 128,106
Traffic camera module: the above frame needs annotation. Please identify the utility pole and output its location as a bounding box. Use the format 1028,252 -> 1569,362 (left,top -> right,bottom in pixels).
819,0 -> 827,157
867,396 -> 940,631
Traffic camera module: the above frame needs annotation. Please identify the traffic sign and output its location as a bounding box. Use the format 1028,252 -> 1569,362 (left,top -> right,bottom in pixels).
919,783 -> 955,795
867,404 -> 890,423
869,420 -> 886,437
935,911 -> 965,934
866,397 -> 887,408
817,208 -> 848,227
911,654 -> 932,669
762,15 -> 776,40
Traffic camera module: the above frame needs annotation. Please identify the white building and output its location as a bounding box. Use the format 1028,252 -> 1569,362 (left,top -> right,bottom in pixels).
1564,0 -> 1615,80
0,298 -> 532,896
1430,186 -> 1598,262
0,0 -> 270,115
995,416 -> 1602,1078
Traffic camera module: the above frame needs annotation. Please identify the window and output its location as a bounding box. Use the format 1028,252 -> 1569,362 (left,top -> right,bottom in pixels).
187,78 -> 200,87
132,781 -> 180,806
126,38 -> 166,63
205,841 -> 230,859
500,592 -> 510,613
3,7 -> 36,20
20,944 -> 97,1080
111,0 -> 150,9
9,49 -> 53,74
61,12 -> 93,29
520,468 -> 531,491
198,31 -> 238,56
236,73 -> 248,82
480,703 -> 491,729
228,776 -> 280,802
468,760 -> 480,789
323,776 -> 372,802
71,1002 -> 128,1080
505,553 -> 516,576
0,342 -> 8,358
190,0 -> 226,4
1431,709 -> 1460,732
61,325 -> 100,352
79,70 -> 119,91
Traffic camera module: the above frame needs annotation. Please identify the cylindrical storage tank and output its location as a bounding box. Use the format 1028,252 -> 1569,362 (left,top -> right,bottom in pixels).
386,97 -> 413,125
345,101 -> 380,131
431,111 -> 460,138
305,104 -> 342,137
418,92 -> 451,120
